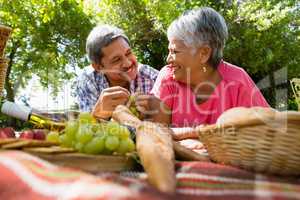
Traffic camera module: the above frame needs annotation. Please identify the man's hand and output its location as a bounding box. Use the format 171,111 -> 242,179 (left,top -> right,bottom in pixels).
92,86 -> 130,119
135,94 -> 171,124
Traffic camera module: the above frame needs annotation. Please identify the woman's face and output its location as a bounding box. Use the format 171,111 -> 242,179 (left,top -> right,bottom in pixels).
166,38 -> 202,84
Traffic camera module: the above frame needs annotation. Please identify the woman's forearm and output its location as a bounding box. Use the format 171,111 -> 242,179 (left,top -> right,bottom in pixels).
171,127 -> 199,140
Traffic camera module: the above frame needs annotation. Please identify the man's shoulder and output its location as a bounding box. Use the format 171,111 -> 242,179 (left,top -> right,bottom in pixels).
77,65 -> 95,80
137,63 -> 159,80
76,65 -> 107,90
77,65 -> 106,82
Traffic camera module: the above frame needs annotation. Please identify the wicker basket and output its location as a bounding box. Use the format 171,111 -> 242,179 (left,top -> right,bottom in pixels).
0,58 -> 8,96
291,78 -> 300,111
0,25 -> 12,58
197,110 -> 300,175
0,24 -> 11,96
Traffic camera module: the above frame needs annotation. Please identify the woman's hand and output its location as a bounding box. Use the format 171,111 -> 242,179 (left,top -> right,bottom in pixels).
135,94 -> 171,125
92,86 -> 130,119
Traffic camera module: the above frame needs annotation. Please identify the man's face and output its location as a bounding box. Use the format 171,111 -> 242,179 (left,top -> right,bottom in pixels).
97,37 -> 138,84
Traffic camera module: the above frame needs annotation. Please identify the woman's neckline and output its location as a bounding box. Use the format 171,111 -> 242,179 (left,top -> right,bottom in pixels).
192,62 -> 225,106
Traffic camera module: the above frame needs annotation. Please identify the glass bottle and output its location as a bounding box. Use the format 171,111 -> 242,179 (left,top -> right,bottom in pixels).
1,101 -> 65,131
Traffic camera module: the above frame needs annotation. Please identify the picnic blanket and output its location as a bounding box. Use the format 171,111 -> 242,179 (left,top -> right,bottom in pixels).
0,151 -> 300,200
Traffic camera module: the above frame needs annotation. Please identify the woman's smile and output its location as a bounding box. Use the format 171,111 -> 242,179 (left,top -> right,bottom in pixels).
169,64 -> 181,73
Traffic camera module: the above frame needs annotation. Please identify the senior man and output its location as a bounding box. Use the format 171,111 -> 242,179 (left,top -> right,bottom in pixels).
76,25 -> 158,120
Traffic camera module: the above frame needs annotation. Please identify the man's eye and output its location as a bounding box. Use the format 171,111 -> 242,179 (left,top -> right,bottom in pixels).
126,51 -> 132,56
112,58 -> 121,63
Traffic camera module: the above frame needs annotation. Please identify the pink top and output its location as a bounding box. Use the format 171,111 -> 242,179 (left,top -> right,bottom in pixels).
151,61 -> 269,127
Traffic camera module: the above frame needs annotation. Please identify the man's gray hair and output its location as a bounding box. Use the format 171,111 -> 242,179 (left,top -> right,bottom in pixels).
86,24 -> 130,64
167,7 -> 228,68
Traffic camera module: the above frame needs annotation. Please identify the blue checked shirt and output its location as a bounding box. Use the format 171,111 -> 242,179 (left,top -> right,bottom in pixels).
76,64 -> 159,112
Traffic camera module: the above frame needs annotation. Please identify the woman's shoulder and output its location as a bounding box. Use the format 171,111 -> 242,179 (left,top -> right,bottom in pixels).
157,65 -> 175,81
219,61 -> 253,86
150,65 -> 179,95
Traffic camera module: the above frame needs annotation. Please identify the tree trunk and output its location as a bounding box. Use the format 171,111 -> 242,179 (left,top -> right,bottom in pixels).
5,59 -> 14,102
4,41 -> 19,126
5,42 -> 19,102
269,65 -> 276,108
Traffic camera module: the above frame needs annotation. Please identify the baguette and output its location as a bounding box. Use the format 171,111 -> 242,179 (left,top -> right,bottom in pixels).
112,105 -> 176,193
216,106 -> 278,126
112,104 -> 141,128
136,122 -> 176,193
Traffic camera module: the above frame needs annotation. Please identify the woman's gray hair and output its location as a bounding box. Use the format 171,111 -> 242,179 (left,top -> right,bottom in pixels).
86,24 -> 130,64
167,7 -> 228,68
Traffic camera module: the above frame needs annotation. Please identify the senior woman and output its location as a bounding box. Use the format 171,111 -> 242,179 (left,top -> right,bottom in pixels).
135,7 -> 269,132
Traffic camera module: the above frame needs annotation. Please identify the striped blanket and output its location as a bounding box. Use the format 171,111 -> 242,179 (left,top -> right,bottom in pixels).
0,151 -> 299,200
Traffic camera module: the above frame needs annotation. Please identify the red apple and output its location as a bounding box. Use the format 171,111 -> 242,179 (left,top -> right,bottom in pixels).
19,130 -> 34,139
3,127 -> 15,138
0,127 -> 15,138
33,129 -> 47,140
0,129 -> 8,138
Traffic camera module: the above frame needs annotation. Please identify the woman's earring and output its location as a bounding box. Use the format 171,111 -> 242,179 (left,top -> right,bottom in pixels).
202,66 -> 207,73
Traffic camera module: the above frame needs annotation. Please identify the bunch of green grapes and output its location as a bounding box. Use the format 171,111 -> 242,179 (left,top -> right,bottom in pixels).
47,112 -> 135,155
128,95 -> 141,119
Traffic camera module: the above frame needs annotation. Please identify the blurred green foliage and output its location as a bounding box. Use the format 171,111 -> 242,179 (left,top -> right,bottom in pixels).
0,0 -> 95,101
0,0 -> 95,128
